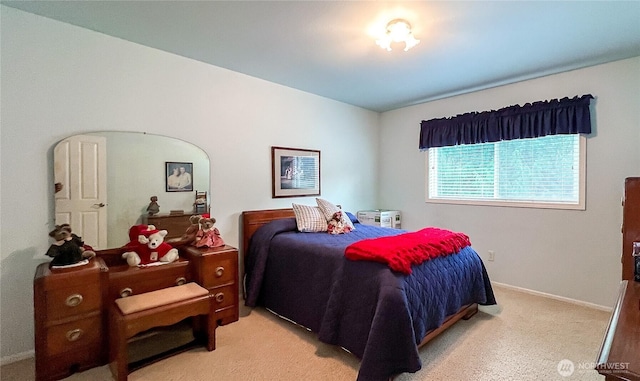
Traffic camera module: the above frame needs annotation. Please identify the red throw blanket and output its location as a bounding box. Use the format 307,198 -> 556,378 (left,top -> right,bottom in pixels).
345,227 -> 471,274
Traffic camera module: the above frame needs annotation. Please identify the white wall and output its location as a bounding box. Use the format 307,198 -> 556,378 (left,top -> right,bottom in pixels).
0,7 -> 380,361
379,57 -> 640,308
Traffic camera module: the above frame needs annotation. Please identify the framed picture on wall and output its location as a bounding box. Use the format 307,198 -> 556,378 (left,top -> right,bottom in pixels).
166,162 -> 193,192
272,146 -> 321,198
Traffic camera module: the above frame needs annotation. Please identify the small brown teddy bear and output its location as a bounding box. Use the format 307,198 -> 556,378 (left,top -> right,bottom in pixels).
193,216 -> 225,248
181,214 -> 202,243
46,225 -> 85,266
327,210 -> 352,235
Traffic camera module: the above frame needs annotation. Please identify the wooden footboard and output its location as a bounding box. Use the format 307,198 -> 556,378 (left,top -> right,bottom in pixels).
417,303 -> 478,349
386,302 -> 478,380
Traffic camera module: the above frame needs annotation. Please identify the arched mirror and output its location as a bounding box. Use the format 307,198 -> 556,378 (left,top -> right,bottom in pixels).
53,132 -> 210,249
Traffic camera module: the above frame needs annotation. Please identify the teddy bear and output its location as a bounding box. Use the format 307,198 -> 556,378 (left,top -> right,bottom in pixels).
121,224 -> 179,267
45,225 -> 85,266
58,223 -> 96,259
181,214 -> 202,243
193,216 -> 225,248
327,210 -> 352,235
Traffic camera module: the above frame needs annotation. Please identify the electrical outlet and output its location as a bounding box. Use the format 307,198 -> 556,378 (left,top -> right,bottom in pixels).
488,250 -> 495,261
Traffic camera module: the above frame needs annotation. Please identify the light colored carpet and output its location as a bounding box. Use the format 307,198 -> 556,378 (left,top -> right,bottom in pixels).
1,285 -> 610,381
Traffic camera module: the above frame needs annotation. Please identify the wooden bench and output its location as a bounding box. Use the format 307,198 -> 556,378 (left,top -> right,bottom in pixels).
109,282 -> 215,381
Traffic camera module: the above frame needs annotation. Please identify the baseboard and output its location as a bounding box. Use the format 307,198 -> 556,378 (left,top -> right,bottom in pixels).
1,350 -> 34,366
492,281 -> 612,312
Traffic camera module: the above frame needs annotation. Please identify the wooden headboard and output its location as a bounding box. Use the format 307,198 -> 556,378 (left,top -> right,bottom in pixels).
241,208 -> 295,263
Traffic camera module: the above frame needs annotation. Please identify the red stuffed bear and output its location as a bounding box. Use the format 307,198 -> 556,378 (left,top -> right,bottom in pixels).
121,224 -> 179,267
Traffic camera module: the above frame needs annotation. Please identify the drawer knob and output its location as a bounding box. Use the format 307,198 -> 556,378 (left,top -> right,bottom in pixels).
66,329 -> 83,342
215,266 -> 224,277
214,292 -> 225,303
120,288 -> 133,298
175,277 -> 187,286
65,294 -> 83,307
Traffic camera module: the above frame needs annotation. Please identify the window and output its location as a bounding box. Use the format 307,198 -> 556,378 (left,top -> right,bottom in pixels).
426,134 -> 585,209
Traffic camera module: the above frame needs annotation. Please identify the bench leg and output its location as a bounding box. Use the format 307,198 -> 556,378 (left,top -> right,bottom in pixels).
193,302 -> 217,351
206,307 -> 217,351
109,309 -> 129,381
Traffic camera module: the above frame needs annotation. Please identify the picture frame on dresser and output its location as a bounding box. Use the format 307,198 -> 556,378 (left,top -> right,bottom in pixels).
272,146 -> 320,198
166,161 -> 193,192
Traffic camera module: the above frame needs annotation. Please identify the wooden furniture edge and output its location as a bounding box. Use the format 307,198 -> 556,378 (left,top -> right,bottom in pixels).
596,280 -> 627,371
596,280 -> 640,381
622,177 -> 640,281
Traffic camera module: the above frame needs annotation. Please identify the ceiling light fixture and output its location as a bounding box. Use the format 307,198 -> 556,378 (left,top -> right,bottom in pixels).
376,18 -> 420,52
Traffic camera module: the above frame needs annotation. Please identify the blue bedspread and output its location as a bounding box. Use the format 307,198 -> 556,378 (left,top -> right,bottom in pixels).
244,217 -> 496,381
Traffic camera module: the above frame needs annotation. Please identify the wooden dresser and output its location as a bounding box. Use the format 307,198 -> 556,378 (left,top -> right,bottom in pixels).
33,258 -> 109,381
33,245 -> 239,381
143,213 -> 196,240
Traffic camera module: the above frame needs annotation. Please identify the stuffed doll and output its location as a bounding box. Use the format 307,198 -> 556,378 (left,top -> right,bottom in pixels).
58,223 -> 96,259
147,196 -> 160,215
121,224 -> 179,267
327,210 -> 352,235
193,216 -> 225,248
46,225 -> 85,266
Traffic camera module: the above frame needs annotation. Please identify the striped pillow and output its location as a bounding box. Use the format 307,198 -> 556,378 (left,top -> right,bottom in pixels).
292,203 -> 328,232
315,198 -> 355,230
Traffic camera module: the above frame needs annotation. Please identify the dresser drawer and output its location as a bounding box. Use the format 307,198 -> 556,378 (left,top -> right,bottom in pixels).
202,252 -> 237,289
216,305 -> 239,325
45,315 -> 102,357
45,285 -> 102,322
108,260 -> 190,300
211,284 -> 236,313
181,245 -> 238,289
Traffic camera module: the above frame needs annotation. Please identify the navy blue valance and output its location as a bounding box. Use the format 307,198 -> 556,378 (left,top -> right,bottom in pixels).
419,94 -> 593,150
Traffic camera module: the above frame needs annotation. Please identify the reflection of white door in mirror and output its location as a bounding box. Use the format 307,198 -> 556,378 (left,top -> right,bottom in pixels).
54,135 -> 108,249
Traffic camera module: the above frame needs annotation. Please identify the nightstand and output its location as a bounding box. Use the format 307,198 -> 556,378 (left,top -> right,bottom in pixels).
33,258 -> 109,381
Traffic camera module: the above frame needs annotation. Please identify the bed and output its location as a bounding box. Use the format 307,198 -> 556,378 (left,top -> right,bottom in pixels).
242,208 -> 496,381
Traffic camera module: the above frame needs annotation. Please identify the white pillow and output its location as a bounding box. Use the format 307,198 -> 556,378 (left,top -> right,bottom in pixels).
315,198 -> 355,230
292,203 -> 327,232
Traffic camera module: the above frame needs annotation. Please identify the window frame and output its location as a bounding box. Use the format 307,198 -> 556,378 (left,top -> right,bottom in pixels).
424,135 -> 586,210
